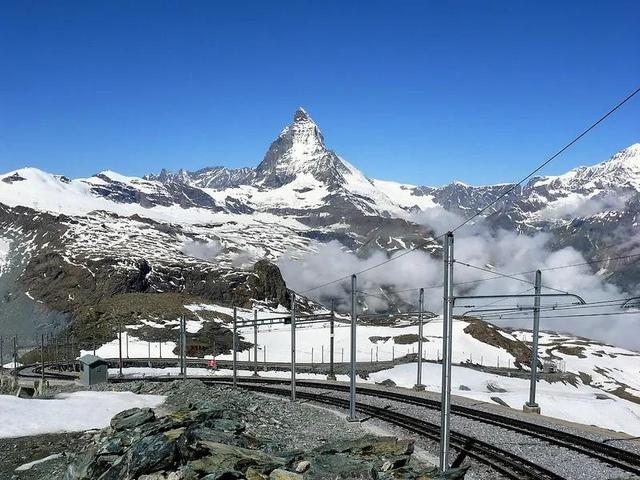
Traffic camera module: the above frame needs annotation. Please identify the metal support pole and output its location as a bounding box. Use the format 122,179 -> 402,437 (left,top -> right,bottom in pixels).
348,274 -> 358,421
181,315 -> 187,380
525,270 -> 542,414
328,300 -> 336,380
290,292 -> 297,402
159,341 -> 162,358
439,232 -> 454,472
232,307 -> 238,389
41,334 -> 45,386
1,336 -> 4,373
253,310 -> 259,376
312,347 -> 314,365
147,341 -> 151,368
125,331 -> 129,358
118,324 -> 123,376
13,336 -> 17,380
415,288 -> 425,390
322,345 -> 324,364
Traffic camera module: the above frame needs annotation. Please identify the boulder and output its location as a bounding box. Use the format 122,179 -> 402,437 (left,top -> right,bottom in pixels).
315,435 -> 414,457
376,379 -> 397,387
269,469 -> 303,479
490,396 -> 510,407
187,442 -> 285,476
110,407 -> 155,431
98,431 -> 178,480
304,453 -> 377,480
294,460 -> 310,473
486,382 -> 507,393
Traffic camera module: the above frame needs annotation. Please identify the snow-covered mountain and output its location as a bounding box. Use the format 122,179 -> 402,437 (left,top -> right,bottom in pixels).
0,107 -> 638,341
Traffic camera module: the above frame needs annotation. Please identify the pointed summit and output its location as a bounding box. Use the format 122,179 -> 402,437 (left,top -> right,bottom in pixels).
293,107 -> 312,123
254,108 -> 354,188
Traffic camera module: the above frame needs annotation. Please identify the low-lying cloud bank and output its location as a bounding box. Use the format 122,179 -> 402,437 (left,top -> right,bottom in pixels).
279,210 -> 639,351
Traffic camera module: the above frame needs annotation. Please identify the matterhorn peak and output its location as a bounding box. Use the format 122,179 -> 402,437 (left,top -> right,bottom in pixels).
293,106 -> 312,123
254,108 -> 354,188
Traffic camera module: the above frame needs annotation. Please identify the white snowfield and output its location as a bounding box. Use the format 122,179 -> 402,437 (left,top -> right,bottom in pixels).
0,237 -> 10,274
0,391 -> 165,438
512,330 -> 640,400
367,362 -> 640,436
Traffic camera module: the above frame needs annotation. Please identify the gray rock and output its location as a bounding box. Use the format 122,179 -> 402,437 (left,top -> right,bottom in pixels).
304,453 -> 377,480
98,431 -> 178,480
315,435 -> 414,457
294,460 -> 310,473
490,396 -> 510,407
458,385 -> 471,391
269,469 -> 303,479
376,379 -> 397,387
110,407 -> 155,431
486,382 -> 507,393
187,441 -> 285,476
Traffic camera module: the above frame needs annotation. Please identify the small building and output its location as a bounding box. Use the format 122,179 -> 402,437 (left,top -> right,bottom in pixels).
79,354 -> 109,386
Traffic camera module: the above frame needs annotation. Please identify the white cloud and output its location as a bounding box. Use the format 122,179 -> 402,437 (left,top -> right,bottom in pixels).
181,239 -> 223,261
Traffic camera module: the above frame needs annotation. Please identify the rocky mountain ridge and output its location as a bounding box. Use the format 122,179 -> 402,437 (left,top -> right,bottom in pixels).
0,107 -> 638,345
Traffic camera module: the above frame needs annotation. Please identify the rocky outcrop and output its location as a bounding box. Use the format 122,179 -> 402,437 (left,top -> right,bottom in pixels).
63,381 -> 464,480
462,319 -> 535,369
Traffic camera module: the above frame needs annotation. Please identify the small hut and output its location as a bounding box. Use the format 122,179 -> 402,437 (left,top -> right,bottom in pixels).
79,354 -> 109,386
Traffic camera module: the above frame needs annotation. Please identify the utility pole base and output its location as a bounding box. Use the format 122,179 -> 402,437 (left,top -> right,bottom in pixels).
413,384 -> 425,391
326,374 -> 337,381
251,372 -> 260,377
523,403 -> 541,414
346,416 -> 361,423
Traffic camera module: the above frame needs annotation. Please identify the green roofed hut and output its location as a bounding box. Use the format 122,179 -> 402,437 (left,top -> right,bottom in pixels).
79,354 -> 109,386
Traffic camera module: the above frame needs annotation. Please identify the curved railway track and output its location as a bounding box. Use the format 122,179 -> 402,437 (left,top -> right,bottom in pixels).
16,365 -> 640,478
228,382 -> 565,480
203,376 -> 640,476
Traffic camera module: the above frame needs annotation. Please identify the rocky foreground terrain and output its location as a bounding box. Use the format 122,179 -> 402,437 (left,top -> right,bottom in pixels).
1,380 -> 466,480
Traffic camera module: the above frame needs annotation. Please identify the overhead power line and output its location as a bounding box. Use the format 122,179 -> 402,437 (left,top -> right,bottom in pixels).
484,310 -> 640,321
357,252 -> 640,298
454,260 -> 568,294
299,85 -> 640,294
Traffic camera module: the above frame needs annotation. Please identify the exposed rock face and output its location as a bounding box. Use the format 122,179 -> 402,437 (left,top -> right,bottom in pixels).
462,318 -> 535,369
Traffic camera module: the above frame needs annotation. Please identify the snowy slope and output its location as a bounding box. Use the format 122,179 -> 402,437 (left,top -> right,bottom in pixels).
0,391 -> 165,438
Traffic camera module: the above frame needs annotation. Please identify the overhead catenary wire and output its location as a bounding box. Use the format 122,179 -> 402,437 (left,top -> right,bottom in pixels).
299,85 -> 640,294
356,252 -> 640,298
454,260 -> 569,294
478,310 -> 640,321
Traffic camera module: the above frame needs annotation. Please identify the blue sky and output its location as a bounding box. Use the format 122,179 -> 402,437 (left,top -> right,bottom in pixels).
1,1 -> 638,185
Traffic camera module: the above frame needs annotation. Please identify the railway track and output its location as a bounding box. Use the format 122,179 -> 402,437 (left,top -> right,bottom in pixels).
217,381 -> 565,480
17,365 -> 640,478
205,376 -> 640,477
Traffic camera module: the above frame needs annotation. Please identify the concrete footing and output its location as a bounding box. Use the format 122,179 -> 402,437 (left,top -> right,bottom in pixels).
326,374 -> 337,381
523,403 -> 541,414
